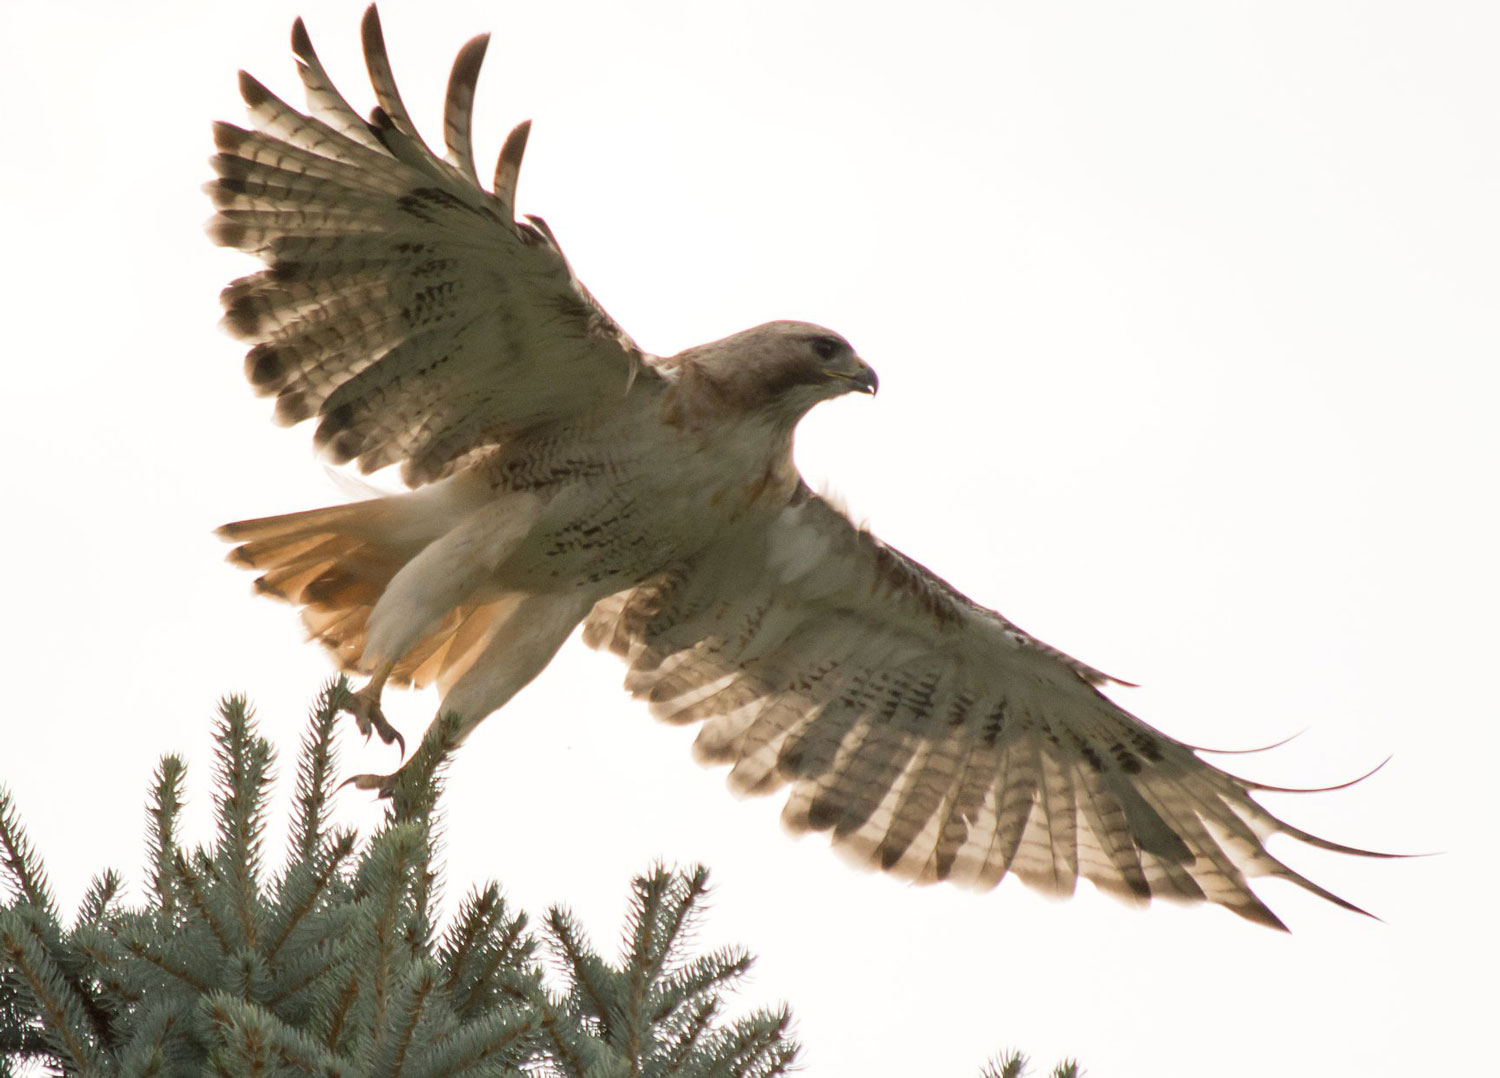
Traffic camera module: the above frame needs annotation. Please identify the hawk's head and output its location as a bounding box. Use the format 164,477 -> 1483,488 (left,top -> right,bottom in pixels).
676,320 -> 878,421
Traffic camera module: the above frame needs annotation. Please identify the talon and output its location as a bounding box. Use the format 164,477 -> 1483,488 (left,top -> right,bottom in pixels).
341,770 -> 401,799
339,661 -> 405,754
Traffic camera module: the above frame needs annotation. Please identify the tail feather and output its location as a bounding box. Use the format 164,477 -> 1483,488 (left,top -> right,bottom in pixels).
219,487 -> 509,688
253,543 -> 367,603
301,604 -> 372,668
218,501 -> 375,546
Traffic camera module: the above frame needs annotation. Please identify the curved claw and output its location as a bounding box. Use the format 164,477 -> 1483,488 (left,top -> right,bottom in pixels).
340,687 -> 406,755
339,770 -> 400,799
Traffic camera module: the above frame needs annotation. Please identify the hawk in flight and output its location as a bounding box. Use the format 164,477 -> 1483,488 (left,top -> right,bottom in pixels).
214,6 -> 1388,928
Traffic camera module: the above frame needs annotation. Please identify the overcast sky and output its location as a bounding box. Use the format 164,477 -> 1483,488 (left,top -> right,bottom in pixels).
2,1 -> 1496,1075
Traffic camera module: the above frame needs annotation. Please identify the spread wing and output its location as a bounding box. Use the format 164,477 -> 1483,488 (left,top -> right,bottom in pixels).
585,487 -> 1389,929
209,7 -> 653,486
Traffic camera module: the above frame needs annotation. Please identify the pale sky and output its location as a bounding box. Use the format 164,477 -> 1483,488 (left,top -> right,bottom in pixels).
2,1 -> 1496,1075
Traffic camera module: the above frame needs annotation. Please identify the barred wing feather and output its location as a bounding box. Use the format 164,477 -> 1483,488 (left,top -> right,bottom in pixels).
209,7 -> 650,486
586,488 -> 1388,929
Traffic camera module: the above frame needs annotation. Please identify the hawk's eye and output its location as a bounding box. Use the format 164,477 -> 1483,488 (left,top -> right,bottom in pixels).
810,336 -> 841,361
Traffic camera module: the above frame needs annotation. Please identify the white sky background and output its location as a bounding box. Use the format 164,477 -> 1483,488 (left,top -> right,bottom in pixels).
1,0 -> 1496,1074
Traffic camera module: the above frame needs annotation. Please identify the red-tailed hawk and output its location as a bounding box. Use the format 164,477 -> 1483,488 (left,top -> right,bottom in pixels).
214,5 -> 1389,929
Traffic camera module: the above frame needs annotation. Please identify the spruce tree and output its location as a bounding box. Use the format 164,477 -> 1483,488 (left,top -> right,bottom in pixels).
0,682 -> 796,1077
0,682 -> 1079,1076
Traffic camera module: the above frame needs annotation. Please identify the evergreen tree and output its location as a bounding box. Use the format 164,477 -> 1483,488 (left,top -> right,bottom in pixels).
0,682 -> 1079,1076
0,683 -> 796,1077
981,1051 -> 1082,1078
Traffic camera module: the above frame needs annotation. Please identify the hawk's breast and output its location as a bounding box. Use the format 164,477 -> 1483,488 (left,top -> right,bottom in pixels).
482,411 -> 796,593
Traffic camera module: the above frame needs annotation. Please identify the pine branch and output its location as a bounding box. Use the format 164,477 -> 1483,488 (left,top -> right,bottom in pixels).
68,923 -> 140,1009
289,680 -> 346,865
116,920 -> 214,995
261,907 -> 351,1013
0,967 -> 57,1066
545,867 -> 800,1078
212,697 -> 274,952
348,823 -> 431,1059
439,884 -> 538,1020
700,1004 -> 797,1078
172,850 -> 233,957
0,787 -> 55,920
321,969 -> 361,1059
651,947 -> 753,1025
202,992 -> 349,1076
145,756 -> 187,918
980,1051 -> 1085,1078
622,870 -> 668,1067
545,907 -> 618,1039
404,1006 -> 543,1076
0,909 -> 110,1075
368,963 -> 439,1077
653,993 -> 717,1073
113,1000 -> 185,1077
264,828 -> 358,967
4,901 -> 118,1061
981,1051 -> 1029,1078
533,994 -> 600,1078
386,710 -> 465,826
77,871 -> 126,928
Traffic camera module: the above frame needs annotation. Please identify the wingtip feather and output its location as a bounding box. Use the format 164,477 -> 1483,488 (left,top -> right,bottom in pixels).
290,15 -> 313,60
493,120 -> 531,210
443,32 -> 491,181
1241,754 -> 1392,796
237,70 -> 270,108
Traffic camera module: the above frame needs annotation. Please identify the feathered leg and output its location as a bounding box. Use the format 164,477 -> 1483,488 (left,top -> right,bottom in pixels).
350,589 -> 597,797
339,491 -> 547,755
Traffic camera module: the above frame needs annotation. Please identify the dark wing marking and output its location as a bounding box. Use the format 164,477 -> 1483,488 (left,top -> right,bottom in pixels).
585,487 -> 1392,929
209,7 -> 654,485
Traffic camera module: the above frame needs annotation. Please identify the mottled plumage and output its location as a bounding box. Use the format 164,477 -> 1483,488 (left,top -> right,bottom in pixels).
214,5 -> 1389,930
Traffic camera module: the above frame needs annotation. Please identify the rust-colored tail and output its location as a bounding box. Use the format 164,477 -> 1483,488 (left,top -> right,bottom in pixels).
218,495 -> 516,690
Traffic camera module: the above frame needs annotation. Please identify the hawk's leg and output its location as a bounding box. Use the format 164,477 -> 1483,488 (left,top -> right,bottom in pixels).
346,590 -> 595,801
338,491 -> 549,766
343,659 -> 405,754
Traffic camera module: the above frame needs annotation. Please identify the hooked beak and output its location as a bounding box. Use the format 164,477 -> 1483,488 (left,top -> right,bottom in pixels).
839,358 -> 879,396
